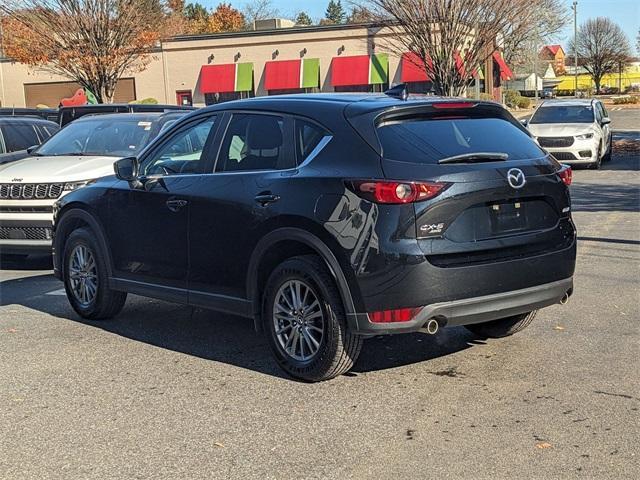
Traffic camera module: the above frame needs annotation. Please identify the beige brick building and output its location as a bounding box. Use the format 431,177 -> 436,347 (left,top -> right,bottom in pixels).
0,23 -> 509,109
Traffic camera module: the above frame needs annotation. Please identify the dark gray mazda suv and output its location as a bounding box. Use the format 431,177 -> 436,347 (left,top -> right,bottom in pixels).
53,91 -> 576,381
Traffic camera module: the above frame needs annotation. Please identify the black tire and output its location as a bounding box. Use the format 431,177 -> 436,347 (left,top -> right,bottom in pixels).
603,135 -> 612,162
465,310 -> 537,338
63,227 -> 127,320
262,255 -> 363,382
590,142 -> 603,169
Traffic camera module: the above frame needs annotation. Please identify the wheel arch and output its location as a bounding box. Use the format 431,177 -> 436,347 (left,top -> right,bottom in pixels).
247,227 -> 358,332
53,206 -> 113,280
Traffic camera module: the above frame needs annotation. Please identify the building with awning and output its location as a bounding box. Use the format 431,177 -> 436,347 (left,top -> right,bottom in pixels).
264,58 -> 320,94
0,21 -> 512,108
331,54 -> 389,92
199,62 -> 254,103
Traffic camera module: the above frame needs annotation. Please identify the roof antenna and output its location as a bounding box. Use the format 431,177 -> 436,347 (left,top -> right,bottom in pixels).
384,83 -> 409,101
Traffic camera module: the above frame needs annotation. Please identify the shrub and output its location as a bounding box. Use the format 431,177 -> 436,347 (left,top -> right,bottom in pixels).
504,89 -> 521,108
612,95 -> 639,104
517,96 -> 531,109
129,97 -> 159,105
479,92 -> 494,101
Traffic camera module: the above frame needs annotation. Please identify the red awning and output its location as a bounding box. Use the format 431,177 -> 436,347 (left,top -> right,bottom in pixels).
492,52 -> 514,81
264,59 -> 301,90
199,64 -> 236,94
454,51 -> 467,77
401,52 -> 431,82
331,55 -> 371,87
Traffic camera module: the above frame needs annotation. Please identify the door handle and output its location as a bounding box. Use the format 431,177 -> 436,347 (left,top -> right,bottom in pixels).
166,198 -> 188,212
254,193 -> 280,206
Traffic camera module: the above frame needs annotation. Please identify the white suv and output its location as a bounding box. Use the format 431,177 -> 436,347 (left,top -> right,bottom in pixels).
0,112 -> 187,256
525,99 -> 612,169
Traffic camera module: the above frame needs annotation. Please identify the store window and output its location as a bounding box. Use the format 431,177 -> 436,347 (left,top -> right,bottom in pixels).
406,81 -> 434,94
204,91 -> 254,105
334,84 -> 387,93
268,87 -> 319,96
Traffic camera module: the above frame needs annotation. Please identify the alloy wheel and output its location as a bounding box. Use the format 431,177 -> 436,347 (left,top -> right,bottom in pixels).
272,279 -> 325,361
68,244 -> 98,307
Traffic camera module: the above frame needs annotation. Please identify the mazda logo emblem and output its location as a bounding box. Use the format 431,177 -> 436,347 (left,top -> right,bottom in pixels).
507,168 -> 526,189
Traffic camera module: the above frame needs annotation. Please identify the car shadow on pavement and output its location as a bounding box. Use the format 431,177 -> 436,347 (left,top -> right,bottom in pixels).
0,272 -> 481,380
0,254 -> 53,271
570,182 -> 640,212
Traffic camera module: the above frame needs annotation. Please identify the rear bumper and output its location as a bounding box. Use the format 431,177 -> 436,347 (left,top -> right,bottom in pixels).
349,277 -> 573,335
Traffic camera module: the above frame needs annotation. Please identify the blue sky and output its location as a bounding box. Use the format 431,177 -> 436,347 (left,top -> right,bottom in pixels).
203,0 -> 639,49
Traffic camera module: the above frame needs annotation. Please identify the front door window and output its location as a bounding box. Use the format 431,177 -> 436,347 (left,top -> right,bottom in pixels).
142,117 -> 216,176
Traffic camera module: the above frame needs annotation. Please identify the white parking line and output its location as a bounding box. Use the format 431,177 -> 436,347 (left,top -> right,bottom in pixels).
45,288 -> 66,296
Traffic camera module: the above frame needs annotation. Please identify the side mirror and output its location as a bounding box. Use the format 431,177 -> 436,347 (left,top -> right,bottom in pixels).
520,118 -> 528,127
601,117 -> 611,125
114,156 -> 139,182
26,145 -> 39,154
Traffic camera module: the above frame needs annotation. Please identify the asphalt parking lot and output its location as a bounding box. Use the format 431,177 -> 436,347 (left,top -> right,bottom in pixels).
1,122 -> 639,479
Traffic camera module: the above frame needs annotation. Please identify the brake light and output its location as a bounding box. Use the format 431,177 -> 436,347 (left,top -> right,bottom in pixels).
368,307 -> 424,323
558,165 -> 572,186
350,180 -> 449,204
432,102 -> 477,109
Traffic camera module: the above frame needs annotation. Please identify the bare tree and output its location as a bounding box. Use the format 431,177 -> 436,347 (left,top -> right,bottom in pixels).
366,0 -> 539,96
0,0 -> 166,103
242,0 -> 279,27
569,17 -> 631,93
501,0 -> 568,71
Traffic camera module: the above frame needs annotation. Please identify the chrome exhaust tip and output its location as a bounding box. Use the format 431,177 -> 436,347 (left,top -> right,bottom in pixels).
425,318 -> 439,335
559,292 -> 570,305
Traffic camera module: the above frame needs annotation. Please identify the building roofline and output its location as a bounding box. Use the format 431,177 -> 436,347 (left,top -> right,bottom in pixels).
166,22 -> 387,43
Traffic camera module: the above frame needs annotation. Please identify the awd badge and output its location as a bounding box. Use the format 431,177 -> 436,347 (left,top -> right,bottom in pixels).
420,223 -> 445,235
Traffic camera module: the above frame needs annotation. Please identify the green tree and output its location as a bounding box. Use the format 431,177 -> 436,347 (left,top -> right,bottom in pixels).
183,2 -> 210,33
184,2 -> 208,21
295,11 -> 313,26
324,0 -> 345,24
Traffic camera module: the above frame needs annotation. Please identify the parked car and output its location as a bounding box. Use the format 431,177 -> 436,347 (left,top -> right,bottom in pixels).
0,111 -> 189,257
0,117 -> 60,165
52,93 -> 576,382
524,99 -> 612,169
0,107 -> 59,122
58,103 -> 196,127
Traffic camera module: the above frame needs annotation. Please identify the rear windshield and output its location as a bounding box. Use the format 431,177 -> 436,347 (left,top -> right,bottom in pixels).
529,105 -> 594,124
378,117 -> 544,164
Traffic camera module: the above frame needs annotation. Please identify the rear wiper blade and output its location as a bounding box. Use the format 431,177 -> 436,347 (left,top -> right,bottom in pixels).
438,152 -> 509,164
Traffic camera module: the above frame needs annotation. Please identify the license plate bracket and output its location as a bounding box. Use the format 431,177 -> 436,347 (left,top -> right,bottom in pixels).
489,201 -> 527,234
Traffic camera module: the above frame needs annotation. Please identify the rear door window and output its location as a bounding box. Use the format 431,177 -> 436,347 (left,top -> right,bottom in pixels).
295,120 -> 329,164
0,124 -> 40,152
216,113 -> 293,172
377,117 -> 545,164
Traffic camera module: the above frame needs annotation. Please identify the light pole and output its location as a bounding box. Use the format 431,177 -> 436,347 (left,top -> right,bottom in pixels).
572,1 -> 578,97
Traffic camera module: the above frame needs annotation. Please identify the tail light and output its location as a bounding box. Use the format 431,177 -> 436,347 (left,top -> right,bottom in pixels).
349,180 -> 449,204
432,102 -> 477,109
368,307 -> 424,323
558,165 -> 572,186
